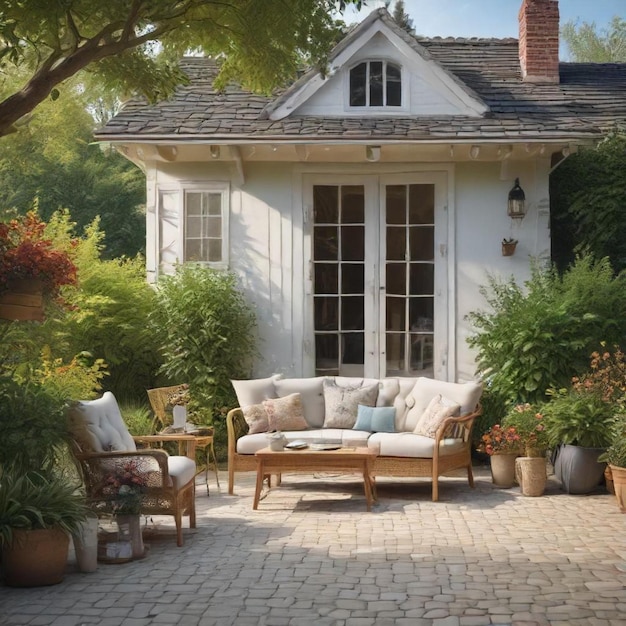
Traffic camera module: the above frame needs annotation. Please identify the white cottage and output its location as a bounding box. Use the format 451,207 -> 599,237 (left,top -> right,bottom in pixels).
96,0 -> 626,382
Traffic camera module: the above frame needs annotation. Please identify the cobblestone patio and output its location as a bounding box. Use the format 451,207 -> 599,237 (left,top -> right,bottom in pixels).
1,465 -> 625,625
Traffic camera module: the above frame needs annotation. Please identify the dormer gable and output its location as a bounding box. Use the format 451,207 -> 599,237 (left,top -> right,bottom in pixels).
263,8 -> 489,121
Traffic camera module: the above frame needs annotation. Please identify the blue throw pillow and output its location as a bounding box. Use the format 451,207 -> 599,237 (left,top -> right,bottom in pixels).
353,405 -> 396,433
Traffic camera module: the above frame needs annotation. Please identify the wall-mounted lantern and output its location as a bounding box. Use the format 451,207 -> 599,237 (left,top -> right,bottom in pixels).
507,178 -> 526,219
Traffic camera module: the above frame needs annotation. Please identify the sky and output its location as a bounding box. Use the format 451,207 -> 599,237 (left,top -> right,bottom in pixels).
341,0 -> 624,58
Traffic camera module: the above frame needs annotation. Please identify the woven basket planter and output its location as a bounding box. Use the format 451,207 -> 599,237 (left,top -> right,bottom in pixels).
0,278 -> 44,321
515,456 -> 547,496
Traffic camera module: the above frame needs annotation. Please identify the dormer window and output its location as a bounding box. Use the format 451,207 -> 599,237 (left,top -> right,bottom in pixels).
349,61 -> 402,107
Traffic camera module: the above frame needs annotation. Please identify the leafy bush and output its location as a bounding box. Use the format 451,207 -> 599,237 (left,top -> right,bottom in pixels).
542,389 -> 614,449
551,131 -> 626,272
0,376 -> 69,473
119,400 -> 154,436
467,255 -> 626,406
149,265 -> 257,421
59,217 -> 162,401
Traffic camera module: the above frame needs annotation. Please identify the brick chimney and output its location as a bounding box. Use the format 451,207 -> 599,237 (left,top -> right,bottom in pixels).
518,0 -> 560,83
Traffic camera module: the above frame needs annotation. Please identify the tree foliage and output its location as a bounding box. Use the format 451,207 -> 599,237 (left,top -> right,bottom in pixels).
467,255 -> 626,407
0,0 -> 361,137
392,0 -> 414,34
562,16 -> 626,62
0,71 -> 145,258
551,131 -> 626,272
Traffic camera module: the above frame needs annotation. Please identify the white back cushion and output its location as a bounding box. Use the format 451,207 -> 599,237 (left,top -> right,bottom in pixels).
231,374 -> 282,407
68,391 -> 136,452
274,377 -> 325,428
403,378 -> 483,432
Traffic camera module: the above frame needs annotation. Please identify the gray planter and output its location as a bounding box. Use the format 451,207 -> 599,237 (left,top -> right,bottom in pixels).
552,444 -> 606,494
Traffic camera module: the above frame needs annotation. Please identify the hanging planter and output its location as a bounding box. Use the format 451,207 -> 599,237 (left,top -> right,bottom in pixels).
0,278 -> 45,321
501,238 -> 518,257
0,212 -> 77,322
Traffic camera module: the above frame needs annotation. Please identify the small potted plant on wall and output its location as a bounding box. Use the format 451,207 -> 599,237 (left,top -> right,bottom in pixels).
501,238 -> 518,256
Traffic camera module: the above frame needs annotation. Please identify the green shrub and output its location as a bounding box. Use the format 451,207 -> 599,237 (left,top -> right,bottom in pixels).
149,265 -> 258,421
60,218 -> 162,401
0,376 -> 69,473
119,400 -> 154,436
467,255 -> 626,407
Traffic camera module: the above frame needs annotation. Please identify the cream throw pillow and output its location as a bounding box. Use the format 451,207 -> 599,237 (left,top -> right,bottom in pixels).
413,394 -> 460,438
242,403 -> 269,434
263,393 -> 308,431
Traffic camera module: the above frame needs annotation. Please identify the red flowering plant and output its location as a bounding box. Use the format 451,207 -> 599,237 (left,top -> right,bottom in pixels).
478,424 -> 522,456
102,459 -> 147,515
502,403 -> 549,456
0,211 -> 77,298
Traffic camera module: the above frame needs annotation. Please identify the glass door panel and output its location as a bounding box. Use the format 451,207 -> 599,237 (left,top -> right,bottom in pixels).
385,183 -> 435,377
313,184 -> 365,376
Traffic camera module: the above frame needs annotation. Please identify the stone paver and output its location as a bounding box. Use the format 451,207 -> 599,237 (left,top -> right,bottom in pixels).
1,466 -> 625,625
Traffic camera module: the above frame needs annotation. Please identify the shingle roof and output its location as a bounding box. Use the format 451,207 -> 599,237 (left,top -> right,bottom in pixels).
96,38 -> 626,143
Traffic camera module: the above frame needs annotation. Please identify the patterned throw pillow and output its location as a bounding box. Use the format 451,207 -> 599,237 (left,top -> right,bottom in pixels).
242,403 -> 269,434
413,394 -> 461,438
263,393 -> 309,431
322,380 -> 379,429
353,405 -> 396,433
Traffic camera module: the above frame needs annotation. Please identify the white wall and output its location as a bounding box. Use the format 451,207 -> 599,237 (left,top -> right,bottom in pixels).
148,157 -> 552,383
454,159 -> 551,381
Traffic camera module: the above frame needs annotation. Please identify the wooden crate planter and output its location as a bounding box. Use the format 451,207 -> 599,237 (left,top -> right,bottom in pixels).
0,279 -> 44,321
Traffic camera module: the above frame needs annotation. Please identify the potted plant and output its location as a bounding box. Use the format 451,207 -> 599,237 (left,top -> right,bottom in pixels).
542,390 -> 613,494
477,424 -> 522,487
503,403 -> 549,496
599,412 -> 626,511
0,466 -> 89,587
544,347 -> 626,494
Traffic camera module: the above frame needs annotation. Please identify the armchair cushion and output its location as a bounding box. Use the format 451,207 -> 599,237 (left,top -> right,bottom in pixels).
69,391 -> 137,452
166,456 -> 197,490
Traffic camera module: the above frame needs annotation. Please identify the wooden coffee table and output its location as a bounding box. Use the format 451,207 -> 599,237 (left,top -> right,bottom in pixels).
253,446 -> 378,511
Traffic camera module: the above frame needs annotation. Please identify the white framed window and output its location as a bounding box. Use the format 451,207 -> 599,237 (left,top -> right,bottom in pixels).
156,182 -> 229,274
349,60 -> 402,108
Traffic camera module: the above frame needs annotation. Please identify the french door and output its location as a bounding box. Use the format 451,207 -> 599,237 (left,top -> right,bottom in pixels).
306,173 -> 448,379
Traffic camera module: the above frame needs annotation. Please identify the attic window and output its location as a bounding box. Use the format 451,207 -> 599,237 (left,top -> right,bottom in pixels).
349,61 -> 402,107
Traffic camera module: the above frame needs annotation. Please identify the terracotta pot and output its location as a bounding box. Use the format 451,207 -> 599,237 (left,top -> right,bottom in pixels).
490,453 -> 518,488
1,528 -> 69,587
502,241 -> 517,257
515,456 -> 547,496
609,464 -> 626,512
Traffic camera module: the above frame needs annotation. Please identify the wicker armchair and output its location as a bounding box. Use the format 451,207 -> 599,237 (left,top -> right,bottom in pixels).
67,391 -> 197,547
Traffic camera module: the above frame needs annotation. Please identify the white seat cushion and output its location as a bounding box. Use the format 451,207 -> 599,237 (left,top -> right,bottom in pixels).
368,432 -> 465,458
166,456 -> 197,490
236,429 -> 370,455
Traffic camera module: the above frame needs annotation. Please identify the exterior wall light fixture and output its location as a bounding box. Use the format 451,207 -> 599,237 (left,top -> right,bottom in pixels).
507,178 -> 526,219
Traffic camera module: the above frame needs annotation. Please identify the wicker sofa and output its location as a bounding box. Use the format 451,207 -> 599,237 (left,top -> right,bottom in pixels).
227,375 -> 482,501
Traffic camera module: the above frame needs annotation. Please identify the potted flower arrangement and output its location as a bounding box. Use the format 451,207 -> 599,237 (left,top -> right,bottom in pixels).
502,403 -> 549,457
101,459 -> 147,559
478,424 -> 522,487
167,383 -> 191,430
0,211 -> 77,321
503,403 -> 549,496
